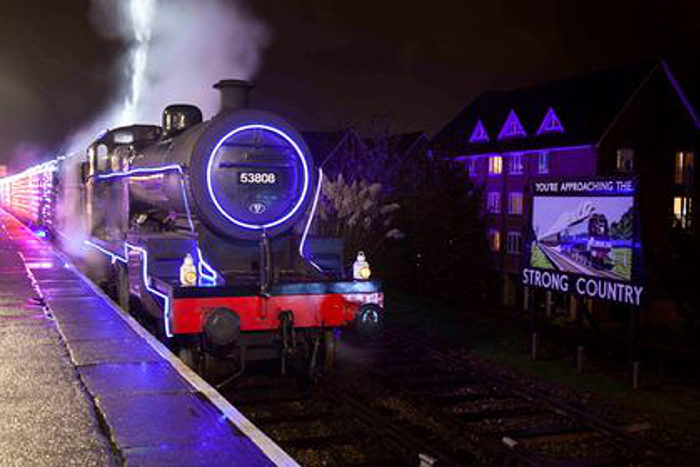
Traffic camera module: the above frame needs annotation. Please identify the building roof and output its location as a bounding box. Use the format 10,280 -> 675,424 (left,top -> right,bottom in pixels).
431,61 -> 666,156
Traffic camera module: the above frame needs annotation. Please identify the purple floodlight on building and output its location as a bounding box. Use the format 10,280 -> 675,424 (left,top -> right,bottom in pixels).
469,119 -> 489,143
498,110 -> 527,140
537,107 -> 565,135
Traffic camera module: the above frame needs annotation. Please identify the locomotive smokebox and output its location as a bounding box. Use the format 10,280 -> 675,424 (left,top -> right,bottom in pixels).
214,79 -> 253,113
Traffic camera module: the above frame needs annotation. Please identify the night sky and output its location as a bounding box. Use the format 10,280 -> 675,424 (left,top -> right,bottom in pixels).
0,0 -> 698,169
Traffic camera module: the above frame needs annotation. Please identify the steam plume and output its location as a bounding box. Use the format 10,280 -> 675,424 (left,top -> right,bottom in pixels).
69,0 -> 268,150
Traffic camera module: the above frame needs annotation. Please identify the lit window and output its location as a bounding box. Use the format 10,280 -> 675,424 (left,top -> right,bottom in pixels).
674,196 -> 693,229
507,231 -> 522,254
538,151 -> 549,174
675,152 -> 694,186
489,155 -> 503,175
488,229 -> 501,252
487,192 -> 501,213
508,192 -> 523,215
509,153 -> 523,175
616,149 -> 634,172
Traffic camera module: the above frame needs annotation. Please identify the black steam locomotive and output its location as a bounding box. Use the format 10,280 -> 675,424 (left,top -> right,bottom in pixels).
0,80 -> 384,379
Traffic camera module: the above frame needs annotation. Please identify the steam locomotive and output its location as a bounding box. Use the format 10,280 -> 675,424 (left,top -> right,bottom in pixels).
559,213 -> 614,270
0,80 -> 383,378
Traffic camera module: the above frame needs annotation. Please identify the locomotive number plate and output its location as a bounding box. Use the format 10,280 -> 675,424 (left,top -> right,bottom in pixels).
239,172 -> 277,184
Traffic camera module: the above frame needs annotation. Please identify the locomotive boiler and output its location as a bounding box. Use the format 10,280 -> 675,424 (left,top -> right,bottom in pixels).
0,80 -> 384,379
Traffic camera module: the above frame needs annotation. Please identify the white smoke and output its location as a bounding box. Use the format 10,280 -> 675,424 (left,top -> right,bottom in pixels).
75,0 -> 268,144
57,0 -> 268,259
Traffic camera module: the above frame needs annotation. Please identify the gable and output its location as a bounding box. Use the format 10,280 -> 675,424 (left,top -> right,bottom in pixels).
498,110 -> 527,139
537,107 -> 565,135
469,119 -> 489,143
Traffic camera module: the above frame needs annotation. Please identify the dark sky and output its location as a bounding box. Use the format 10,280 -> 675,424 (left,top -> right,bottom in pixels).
0,0 -> 698,169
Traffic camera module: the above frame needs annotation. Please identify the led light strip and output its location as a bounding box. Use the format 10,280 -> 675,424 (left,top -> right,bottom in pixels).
206,124 -> 311,230
197,247 -> 218,285
298,168 -> 324,273
85,240 -> 173,337
95,164 -> 196,233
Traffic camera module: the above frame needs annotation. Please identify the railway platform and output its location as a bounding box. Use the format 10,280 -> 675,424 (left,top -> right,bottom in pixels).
0,209 -> 297,467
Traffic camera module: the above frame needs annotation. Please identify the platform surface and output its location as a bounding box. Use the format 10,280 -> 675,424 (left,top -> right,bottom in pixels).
0,210 -> 297,467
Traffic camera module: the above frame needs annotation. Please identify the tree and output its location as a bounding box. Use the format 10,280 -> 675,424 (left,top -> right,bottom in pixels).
310,129 -> 486,303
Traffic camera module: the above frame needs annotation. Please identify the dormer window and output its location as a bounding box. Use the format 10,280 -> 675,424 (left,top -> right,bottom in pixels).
469,119 -> 489,143
498,110 -> 527,140
536,107 -> 565,135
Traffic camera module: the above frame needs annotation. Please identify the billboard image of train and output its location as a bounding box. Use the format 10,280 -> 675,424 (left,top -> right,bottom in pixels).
530,195 -> 634,281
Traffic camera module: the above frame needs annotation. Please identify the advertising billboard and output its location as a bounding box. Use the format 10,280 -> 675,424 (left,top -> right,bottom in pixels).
522,178 -> 644,306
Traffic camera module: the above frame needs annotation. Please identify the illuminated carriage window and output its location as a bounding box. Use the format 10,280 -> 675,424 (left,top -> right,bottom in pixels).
207,124 -> 310,230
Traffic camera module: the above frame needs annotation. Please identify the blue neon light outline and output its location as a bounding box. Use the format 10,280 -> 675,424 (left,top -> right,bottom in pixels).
95,164 -> 183,180
298,168 -> 324,273
536,107 -> 565,135
85,240 -> 126,264
498,109 -> 527,140
94,164 -> 195,233
206,124 -> 311,230
197,247 -> 218,285
469,119 -> 489,143
84,240 -> 173,338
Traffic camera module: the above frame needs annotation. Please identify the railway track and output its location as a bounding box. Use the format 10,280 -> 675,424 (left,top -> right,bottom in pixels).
338,326 -> 690,466
214,319 -> 689,466
219,367 -> 468,466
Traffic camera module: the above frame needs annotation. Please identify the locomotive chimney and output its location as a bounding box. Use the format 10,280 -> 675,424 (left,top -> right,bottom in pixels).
214,79 -> 253,113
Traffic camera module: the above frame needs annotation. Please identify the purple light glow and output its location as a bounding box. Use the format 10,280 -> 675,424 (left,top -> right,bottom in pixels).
498,110 -> 527,140
536,107 -> 565,135
468,119 -> 489,143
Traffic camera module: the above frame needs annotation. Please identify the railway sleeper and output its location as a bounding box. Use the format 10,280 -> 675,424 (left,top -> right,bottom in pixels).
499,423 -> 590,440
457,406 -> 540,422
430,391 -> 512,405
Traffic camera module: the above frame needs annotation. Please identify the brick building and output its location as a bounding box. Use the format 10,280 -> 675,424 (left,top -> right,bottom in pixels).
431,61 -> 698,313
